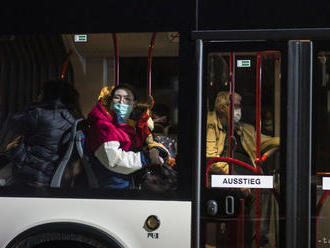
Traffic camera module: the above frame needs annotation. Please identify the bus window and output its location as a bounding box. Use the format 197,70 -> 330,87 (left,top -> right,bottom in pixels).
203,51 -> 281,248
0,32 -> 181,194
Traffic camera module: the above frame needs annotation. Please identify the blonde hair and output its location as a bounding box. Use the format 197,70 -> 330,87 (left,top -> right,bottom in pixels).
214,91 -> 241,114
98,86 -> 115,113
98,86 -> 114,104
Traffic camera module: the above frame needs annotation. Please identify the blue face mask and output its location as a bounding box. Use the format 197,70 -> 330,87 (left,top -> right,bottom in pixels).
111,102 -> 133,120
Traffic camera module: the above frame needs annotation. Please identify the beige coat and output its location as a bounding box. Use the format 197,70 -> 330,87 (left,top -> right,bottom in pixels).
206,111 -> 280,174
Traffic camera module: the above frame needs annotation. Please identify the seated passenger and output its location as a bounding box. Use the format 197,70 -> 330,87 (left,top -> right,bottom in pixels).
148,103 -> 178,166
207,91 -> 279,175
85,84 -> 167,189
127,96 -> 176,166
127,95 -> 156,149
7,80 -> 82,187
151,103 -> 170,135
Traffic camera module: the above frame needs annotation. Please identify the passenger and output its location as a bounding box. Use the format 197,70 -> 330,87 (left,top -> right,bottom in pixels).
127,97 -> 176,167
151,103 -> 178,165
85,84 -> 168,189
7,80 -> 83,187
207,91 -> 279,175
262,108 -> 274,136
127,95 -> 156,150
151,103 -> 170,135
125,94 -> 177,190
206,91 -> 280,248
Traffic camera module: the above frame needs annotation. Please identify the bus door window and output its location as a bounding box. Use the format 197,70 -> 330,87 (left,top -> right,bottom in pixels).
203,50 -> 281,248
314,51 -> 330,248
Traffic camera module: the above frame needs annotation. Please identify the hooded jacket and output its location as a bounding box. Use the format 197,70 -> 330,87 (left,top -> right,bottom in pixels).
86,101 -> 146,176
206,111 -> 280,174
9,100 -> 75,186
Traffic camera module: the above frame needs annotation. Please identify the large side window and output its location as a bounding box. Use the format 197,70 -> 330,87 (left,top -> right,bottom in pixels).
0,32 -> 183,197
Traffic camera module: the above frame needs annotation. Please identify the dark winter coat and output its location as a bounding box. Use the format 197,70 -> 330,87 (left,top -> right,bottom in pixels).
9,100 -> 75,187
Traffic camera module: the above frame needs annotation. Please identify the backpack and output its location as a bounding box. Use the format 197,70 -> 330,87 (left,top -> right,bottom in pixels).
134,163 -> 178,192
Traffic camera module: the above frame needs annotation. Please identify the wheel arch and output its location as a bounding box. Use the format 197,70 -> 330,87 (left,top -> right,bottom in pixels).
5,222 -> 125,248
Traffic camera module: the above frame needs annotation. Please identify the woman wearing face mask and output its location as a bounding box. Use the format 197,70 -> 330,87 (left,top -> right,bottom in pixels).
206,91 -> 279,175
86,85 -> 166,189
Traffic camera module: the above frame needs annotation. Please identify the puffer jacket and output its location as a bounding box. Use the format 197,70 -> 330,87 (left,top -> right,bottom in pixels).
206,111 -> 280,173
9,100 -> 75,186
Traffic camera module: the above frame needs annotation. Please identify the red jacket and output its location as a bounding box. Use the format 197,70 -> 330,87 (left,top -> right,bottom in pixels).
86,101 -> 136,153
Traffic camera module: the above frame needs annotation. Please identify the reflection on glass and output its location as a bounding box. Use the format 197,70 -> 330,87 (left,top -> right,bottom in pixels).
204,52 -> 281,247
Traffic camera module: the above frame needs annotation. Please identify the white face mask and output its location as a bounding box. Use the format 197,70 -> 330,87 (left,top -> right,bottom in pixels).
233,108 -> 242,123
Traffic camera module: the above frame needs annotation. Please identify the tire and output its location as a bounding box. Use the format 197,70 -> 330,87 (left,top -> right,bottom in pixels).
11,232 -> 111,248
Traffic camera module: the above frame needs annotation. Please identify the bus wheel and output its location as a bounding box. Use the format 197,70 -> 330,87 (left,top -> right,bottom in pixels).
11,232 -> 114,248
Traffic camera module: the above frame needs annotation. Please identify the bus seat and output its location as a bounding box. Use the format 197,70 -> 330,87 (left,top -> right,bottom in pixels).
75,130 -> 99,188
50,118 -> 101,189
50,119 -> 82,188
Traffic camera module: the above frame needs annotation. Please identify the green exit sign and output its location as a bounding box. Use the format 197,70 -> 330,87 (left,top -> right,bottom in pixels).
74,34 -> 88,43
237,60 -> 251,67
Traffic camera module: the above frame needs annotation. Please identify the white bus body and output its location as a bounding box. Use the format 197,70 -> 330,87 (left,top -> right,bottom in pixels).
0,198 -> 191,248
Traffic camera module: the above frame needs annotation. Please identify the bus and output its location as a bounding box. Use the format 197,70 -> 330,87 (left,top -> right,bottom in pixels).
0,1 -> 329,248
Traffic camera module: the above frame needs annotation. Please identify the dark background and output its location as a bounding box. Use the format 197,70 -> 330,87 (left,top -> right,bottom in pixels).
1,1 -> 330,34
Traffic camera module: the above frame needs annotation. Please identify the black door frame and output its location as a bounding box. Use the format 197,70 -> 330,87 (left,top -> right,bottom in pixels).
192,29 -> 314,248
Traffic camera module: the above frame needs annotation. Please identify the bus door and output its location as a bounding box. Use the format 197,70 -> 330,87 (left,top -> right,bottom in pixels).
313,41 -> 330,248
196,40 -> 286,248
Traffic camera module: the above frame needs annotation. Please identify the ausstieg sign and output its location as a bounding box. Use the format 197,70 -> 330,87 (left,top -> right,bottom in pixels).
211,175 -> 273,189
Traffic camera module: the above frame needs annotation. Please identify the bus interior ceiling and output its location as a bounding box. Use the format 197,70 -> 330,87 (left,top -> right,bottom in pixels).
62,33 -> 179,118
0,32 -> 180,140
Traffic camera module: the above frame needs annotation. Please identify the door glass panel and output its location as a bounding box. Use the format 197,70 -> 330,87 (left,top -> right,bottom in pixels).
202,51 -> 281,248
314,52 -> 330,248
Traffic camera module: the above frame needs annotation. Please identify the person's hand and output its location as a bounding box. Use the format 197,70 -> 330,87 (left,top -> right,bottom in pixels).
148,148 -> 164,165
5,136 -> 23,151
209,162 -> 229,175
